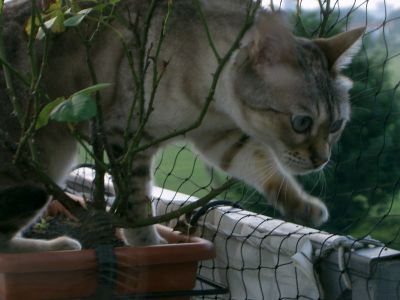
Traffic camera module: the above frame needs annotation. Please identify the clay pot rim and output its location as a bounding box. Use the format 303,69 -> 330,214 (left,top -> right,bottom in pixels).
0,225 -> 215,273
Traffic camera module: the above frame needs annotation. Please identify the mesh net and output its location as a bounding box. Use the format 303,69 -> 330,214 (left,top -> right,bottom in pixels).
42,0 -> 400,298
153,0 -> 400,249
151,1 -> 400,299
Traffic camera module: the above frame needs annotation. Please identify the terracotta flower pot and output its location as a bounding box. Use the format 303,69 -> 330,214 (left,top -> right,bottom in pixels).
0,225 -> 215,300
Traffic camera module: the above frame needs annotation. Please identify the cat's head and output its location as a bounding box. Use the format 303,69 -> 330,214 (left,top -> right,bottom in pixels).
230,12 -> 364,175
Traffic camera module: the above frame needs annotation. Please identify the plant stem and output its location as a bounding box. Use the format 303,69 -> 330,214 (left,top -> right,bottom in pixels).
22,159 -> 83,215
0,56 -> 30,86
84,5 -> 127,211
69,125 -> 109,172
0,1 -> 23,125
84,42 -> 107,210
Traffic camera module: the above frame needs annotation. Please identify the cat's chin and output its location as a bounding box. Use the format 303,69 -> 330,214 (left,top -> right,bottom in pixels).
284,164 -> 324,176
277,155 -> 327,175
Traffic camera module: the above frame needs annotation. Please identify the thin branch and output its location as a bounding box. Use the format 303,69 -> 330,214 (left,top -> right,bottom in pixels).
122,1 -> 260,159
21,158 -> 84,215
0,56 -> 30,86
125,1 -> 172,156
68,125 -> 109,172
84,3 -> 127,210
318,0 -> 331,37
0,1 -> 24,126
295,0 -> 311,38
114,178 -> 237,228
194,0 -> 221,62
83,26 -> 107,210
14,7 -> 51,163
136,0 -> 158,125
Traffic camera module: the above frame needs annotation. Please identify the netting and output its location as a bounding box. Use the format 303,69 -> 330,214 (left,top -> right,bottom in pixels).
151,0 -> 400,249
150,1 -> 400,299
57,0 -> 400,298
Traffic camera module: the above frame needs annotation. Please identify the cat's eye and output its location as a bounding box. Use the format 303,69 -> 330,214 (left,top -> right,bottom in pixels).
330,119 -> 344,133
291,115 -> 313,133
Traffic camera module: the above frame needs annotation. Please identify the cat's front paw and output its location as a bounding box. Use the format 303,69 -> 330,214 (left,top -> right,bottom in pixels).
287,195 -> 329,227
48,236 -> 82,251
304,196 -> 329,226
122,225 -> 166,246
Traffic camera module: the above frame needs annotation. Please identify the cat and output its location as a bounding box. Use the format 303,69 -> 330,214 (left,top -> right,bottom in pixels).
0,0 -> 364,251
0,185 -> 81,252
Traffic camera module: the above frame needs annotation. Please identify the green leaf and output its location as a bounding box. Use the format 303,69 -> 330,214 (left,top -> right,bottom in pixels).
35,16 -> 57,40
35,13 -> 65,40
46,0 -> 63,12
50,93 -> 97,123
64,8 -> 92,27
36,97 -> 66,129
41,83 -> 110,125
36,28 -> 46,40
78,8 -> 93,15
64,14 -> 86,27
24,15 -> 40,36
73,83 -> 113,96
51,13 -> 66,33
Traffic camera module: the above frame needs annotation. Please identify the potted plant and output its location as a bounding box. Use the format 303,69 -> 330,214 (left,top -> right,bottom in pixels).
0,224 -> 215,300
0,0 -> 255,298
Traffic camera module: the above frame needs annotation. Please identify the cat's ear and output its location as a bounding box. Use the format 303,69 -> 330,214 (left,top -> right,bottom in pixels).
314,27 -> 365,70
236,12 -> 296,68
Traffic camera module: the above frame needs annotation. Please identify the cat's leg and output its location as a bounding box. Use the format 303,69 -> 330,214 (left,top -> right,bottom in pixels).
0,185 -> 81,252
5,236 -> 81,253
119,150 -> 164,246
106,126 -> 162,246
193,130 -> 328,226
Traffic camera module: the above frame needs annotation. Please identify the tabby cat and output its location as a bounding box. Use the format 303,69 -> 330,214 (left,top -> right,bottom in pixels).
0,0 -> 364,251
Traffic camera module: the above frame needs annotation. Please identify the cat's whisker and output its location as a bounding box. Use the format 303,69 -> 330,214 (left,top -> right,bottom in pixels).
238,189 -> 260,208
275,177 -> 286,212
238,154 -> 276,182
313,171 -> 325,200
320,171 -> 328,200
322,161 -> 335,179
248,168 -> 277,188
282,179 -> 289,213
258,171 -> 278,188
309,172 -> 323,195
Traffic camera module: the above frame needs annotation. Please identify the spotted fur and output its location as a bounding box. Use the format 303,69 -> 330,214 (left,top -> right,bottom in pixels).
0,0 -> 363,250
